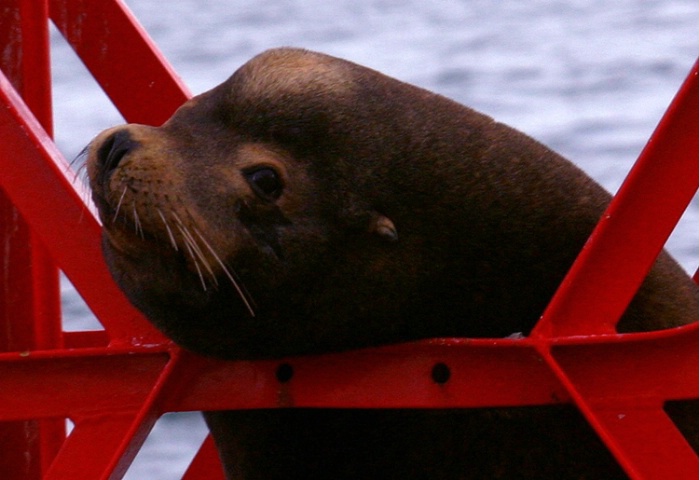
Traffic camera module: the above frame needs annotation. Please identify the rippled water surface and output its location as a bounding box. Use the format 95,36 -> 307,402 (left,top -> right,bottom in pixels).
48,0 -> 697,477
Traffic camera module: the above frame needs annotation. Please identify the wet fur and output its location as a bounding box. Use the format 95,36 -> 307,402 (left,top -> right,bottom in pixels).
87,48 -> 698,479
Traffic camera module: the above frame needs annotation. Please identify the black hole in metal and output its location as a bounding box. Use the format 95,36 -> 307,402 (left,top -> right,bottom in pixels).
431,362 -> 451,384
276,363 -> 294,383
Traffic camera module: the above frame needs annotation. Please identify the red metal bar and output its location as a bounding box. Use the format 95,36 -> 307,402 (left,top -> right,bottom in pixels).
182,436 -> 226,480
532,61 -> 699,338
1,1 -> 64,477
45,414 -> 146,480
1,329 -> 691,477
157,341 -> 568,412
0,328 -> 693,415
548,323 -> 699,478
528,61 -> 699,478
0,349 -> 169,421
49,0 -> 191,125
0,0 -> 53,128
1,0 -> 188,475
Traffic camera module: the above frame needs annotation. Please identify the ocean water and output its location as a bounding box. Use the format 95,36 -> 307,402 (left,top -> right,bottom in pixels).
48,0 -> 698,477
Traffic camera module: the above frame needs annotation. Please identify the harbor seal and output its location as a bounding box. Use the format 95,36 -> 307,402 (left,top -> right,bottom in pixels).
86,48 -> 697,479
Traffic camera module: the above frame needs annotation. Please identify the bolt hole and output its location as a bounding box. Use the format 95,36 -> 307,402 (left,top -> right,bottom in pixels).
276,363 -> 294,383
431,362 -> 451,384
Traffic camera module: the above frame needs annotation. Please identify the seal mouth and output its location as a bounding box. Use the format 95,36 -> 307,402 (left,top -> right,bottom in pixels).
102,197 -> 257,318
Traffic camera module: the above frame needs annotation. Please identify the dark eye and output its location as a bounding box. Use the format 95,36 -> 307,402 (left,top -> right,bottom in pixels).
244,167 -> 284,199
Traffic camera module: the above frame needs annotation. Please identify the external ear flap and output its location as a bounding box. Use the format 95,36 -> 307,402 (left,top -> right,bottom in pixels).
370,214 -> 398,242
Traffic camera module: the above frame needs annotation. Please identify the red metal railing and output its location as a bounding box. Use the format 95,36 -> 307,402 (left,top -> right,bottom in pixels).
0,1 -> 697,479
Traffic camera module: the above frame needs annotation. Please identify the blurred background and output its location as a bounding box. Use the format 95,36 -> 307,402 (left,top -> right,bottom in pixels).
49,0 -> 697,477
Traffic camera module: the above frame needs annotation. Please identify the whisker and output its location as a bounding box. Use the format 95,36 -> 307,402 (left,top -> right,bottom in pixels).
70,145 -> 90,170
132,205 -> 144,239
190,258 -> 208,291
192,226 -> 256,317
175,222 -> 218,286
113,186 -> 128,223
72,161 -> 90,185
81,179 -> 92,206
68,146 -> 92,200
74,175 -> 95,224
175,222 -> 216,292
73,145 -> 90,164
65,153 -> 100,225
157,209 -> 179,251
179,233 -> 208,291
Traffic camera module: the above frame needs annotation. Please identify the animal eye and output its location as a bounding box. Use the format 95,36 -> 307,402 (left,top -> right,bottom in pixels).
244,167 -> 284,199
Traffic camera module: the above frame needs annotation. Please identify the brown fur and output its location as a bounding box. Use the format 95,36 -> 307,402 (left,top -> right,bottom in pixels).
86,48 -> 697,479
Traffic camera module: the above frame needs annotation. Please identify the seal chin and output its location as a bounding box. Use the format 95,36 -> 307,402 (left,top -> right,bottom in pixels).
101,232 -> 197,302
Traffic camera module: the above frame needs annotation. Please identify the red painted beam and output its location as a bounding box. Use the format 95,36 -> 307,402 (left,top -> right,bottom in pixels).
1,1 -> 63,478
49,0 -> 191,126
533,62 -> 699,338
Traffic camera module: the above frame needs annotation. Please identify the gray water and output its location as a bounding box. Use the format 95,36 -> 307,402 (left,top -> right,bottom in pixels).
49,0 -> 698,477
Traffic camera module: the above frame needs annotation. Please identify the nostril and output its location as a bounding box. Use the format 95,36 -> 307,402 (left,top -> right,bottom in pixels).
96,129 -> 138,183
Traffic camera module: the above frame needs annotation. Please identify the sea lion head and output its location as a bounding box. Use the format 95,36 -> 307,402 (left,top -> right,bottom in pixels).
86,48 -> 697,359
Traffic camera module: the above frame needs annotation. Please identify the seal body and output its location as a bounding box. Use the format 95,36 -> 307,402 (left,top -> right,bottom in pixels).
86,48 -> 697,479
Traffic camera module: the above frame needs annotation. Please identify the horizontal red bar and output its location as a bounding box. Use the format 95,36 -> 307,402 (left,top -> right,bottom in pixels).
1,326 -> 693,422
0,350 -> 169,421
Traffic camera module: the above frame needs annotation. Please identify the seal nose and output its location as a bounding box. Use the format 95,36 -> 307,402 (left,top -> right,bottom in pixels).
95,129 -> 138,183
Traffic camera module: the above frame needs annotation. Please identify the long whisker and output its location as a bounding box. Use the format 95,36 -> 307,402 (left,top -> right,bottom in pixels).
173,218 -> 218,285
177,230 -> 208,291
157,209 -> 179,251
113,186 -> 128,223
75,173 -> 94,224
132,205 -> 144,239
190,256 -> 208,291
72,145 -> 90,164
72,161 -> 89,186
175,222 -> 216,290
67,149 -> 98,224
191,226 -> 257,317
70,145 -> 90,173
